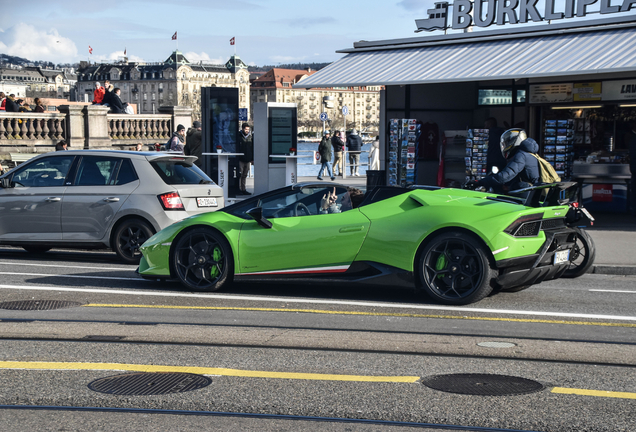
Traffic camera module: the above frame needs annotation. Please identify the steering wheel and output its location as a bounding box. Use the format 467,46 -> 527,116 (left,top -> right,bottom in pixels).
294,202 -> 310,217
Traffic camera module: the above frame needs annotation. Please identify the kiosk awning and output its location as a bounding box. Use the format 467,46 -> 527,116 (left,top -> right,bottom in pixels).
294,20 -> 636,88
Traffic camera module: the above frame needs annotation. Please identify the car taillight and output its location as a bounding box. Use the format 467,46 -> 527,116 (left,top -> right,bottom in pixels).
158,192 -> 184,210
504,213 -> 544,237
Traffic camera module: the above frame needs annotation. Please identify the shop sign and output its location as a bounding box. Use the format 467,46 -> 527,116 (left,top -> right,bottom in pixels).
573,82 -> 602,101
592,184 -> 613,202
602,79 -> 636,101
529,84 -> 573,104
415,0 -> 636,32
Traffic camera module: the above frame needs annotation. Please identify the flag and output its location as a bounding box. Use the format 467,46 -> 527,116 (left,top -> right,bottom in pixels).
88,45 -> 93,54
230,37 -> 235,46
124,47 -> 126,56
172,31 -> 177,40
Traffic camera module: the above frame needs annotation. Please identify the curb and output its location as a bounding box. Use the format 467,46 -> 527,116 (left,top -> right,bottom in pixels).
591,265 -> 636,276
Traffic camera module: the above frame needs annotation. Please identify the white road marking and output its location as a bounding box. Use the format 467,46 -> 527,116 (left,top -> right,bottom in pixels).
589,289 -> 636,294
0,262 -> 133,271
0,272 -> 145,282
0,284 -> 635,322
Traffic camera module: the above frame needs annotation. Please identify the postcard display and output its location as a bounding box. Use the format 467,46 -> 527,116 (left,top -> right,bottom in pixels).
388,119 -> 420,187
543,119 -> 574,180
465,129 -> 489,181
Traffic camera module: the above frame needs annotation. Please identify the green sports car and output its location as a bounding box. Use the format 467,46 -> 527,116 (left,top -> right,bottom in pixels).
138,181 -> 590,305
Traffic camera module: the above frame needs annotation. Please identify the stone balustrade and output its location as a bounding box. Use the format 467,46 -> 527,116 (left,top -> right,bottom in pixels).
107,115 -> 172,143
0,105 -> 192,166
0,112 -> 66,145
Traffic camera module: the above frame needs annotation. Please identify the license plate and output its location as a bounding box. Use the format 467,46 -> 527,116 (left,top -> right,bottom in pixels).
554,250 -> 570,265
196,197 -> 218,207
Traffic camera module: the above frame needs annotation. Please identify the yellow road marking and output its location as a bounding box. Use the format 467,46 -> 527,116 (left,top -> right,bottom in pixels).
1,361 -> 634,399
552,387 -> 636,400
84,304 -> 636,328
0,361 -> 419,383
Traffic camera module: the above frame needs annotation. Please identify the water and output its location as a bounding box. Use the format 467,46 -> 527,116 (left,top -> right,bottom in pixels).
296,141 -> 371,177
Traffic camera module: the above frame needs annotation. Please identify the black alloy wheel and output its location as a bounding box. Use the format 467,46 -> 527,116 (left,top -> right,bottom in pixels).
419,232 -> 496,305
113,219 -> 154,264
172,228 -> 233,291
563,227 -> 596,278
22,245 -> 52,254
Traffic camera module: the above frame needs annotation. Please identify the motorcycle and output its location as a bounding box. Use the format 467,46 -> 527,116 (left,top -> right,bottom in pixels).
463,169 -> 596,279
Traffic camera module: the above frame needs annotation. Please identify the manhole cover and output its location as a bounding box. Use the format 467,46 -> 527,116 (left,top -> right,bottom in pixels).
88,372 -> 212,396
422,373 -> 544,396
0,300 -> 83,311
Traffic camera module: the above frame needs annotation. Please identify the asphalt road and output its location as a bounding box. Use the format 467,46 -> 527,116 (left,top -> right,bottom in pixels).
0,246 -> 634,432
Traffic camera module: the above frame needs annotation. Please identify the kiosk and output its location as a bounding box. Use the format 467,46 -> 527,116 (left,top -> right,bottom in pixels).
253,102 -> 298,195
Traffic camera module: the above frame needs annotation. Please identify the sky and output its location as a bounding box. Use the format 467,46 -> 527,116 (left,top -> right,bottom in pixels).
0,0 -> 633,66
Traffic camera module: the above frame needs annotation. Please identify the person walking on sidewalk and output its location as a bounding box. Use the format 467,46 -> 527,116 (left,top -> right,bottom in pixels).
331,130 -> 344,176
168,124 -> 187,154
185,121 -> 203,168
317,130 -> 335,181
238,123 -> 254,195
346,129 -> 363,176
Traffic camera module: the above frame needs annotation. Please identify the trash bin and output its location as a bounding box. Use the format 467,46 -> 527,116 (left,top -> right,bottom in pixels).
366,170 -> 386,189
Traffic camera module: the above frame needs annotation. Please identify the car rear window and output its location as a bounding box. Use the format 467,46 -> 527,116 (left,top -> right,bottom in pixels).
150,160 -> 214,185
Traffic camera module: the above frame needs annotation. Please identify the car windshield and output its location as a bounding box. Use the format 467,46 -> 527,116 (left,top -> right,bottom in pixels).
150,160 -> 214,185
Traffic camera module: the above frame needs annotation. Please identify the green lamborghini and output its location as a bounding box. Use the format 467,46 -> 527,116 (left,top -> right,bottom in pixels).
138,181 -> 591,305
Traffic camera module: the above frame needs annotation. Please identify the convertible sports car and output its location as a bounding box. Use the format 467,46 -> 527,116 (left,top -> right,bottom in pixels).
138,181 -> 591,305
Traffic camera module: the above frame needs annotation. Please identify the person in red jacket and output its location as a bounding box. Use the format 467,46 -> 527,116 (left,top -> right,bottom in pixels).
92,82 -> 105,104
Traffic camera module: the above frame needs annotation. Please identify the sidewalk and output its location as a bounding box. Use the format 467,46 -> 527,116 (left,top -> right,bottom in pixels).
584,212 -> 636,275
243,176 -> 636,275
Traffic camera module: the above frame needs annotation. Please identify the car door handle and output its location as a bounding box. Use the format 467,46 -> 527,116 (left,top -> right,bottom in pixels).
339,226 -> 364,233
103,197 -> 120,202
45,197 -> 62,202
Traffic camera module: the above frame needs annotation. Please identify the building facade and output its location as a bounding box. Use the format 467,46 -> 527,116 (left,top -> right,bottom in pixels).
0,66 -> 74,99
250,68 -> 382,135
76,51 -> 250,120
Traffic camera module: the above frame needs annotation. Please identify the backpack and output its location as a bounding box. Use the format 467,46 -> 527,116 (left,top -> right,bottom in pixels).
530,153 -> 561,184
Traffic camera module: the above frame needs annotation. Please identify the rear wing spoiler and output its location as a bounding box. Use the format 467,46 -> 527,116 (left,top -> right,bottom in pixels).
508,182 -> 579,208
145,153 -> 197,167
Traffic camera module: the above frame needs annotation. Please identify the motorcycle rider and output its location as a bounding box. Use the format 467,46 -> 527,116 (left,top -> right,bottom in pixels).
475,128 -> 540,193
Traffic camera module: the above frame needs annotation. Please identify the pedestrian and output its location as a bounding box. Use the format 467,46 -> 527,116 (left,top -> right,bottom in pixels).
237,123 -> 254,195
92,82 -> 105,104
55,140 -> 68,151
346,128 -> 362,176
16,99 -> 31,112
109,88 -> 125,113
33,98 -> 45,113
0,92 -> 6,111
369,136 -> 380,171
331,130 -> 344,176
4,94 -> 19,112
168,124 -> 186,154
102,80 -> 113,107
185,121 -> 203,168
317,130 -> 335,181
485,117 -> 507,173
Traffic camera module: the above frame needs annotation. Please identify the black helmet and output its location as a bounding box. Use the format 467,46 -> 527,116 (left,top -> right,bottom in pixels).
500,128 -> 527,159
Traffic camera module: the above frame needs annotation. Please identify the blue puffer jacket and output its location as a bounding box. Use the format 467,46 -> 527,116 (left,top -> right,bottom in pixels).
479,138 -> 540,189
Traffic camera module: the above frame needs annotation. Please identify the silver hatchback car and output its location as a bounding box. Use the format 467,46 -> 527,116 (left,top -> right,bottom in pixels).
0,150 -> 224,263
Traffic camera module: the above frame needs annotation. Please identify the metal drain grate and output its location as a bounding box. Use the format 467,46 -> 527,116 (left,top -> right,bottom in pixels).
422,373 -> 544,396
88,372 -> 212,396
0,300 -> 83,311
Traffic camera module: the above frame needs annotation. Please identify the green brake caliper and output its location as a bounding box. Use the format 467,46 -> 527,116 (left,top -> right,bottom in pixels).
435,254 -> 447,279
210,246 -> 222,278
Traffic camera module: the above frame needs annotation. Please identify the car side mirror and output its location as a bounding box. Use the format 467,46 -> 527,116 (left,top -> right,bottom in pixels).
0,177 -> 13,189
246,207 -> 272,229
